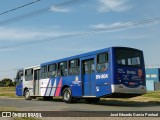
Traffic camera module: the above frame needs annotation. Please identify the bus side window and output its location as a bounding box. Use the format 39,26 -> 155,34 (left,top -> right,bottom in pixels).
69,59 -> 80,76
25,69 -> 33,81
41,66 -> 48,79
97,53 -> 109,73
58,61 -> 68,76
48,64 -> 57,77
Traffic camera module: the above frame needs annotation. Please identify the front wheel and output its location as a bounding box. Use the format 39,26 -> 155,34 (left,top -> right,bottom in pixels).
24,89 -> 32,100
62,87 -> 73,103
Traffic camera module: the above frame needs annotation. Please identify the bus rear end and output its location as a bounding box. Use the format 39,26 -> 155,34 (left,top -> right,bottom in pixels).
111,47 -> 146,97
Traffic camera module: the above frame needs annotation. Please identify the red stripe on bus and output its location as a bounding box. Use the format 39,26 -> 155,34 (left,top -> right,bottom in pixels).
55,78 -> 62,96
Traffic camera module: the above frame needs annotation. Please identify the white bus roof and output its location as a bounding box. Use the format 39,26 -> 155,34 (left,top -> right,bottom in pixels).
24,65 -> 40,70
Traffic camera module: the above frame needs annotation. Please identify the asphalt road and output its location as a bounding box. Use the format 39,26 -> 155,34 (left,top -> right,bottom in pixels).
0,97 -> 160,111
0,98 -> 160,120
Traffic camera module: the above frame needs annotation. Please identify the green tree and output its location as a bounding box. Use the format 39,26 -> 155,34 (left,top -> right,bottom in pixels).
1,78 -> 14,87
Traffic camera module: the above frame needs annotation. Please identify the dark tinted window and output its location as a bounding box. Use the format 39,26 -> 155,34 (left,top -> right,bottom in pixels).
58,61 -> 67,76
48,64 -> 57,77
69,59 -> 80,75
41,66 -> 48,79
116,49 -> 142,66
97,53 -> 108,63
34,69 -> 40,80
97,53 -> 109,73
25,69 -> 33,81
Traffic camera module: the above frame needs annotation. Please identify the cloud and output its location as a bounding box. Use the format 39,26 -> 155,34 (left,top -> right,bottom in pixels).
90,22 -> 123,29
98,0 -> 132,12
0,27 -> 68,41
50,6 -> 71,13
90,20 -> 159,30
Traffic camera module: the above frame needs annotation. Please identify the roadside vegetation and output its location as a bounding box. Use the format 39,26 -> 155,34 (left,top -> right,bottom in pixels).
0,78 -> 15,87
0,107 -> 16,111
143,90 -> 160,98
0,87 -> 18,98
0,87 -> 160,102
101,90 -> 160,103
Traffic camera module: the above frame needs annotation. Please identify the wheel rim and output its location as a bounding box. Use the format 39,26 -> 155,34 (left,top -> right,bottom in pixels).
64,90 -> 70,101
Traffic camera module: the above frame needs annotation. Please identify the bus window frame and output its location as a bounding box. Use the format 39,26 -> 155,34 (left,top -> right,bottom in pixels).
115,49 -> 142,67
96,52 -> 109,73
58,61 -> 68,76
68,59 -> 80,76
48,63 -> 57,77
25,68 -> 33,81
41,66 -> 48,79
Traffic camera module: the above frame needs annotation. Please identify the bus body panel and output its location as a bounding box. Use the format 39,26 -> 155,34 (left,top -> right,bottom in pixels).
95,60 -> 112,97
16,80 -> 23,96
40,77 -> 62,96
39,75 -> 82,97
63,75 -> 82,97
94,48 -> 112,97
23,80 -> 34,96
15,69 -> 24,96
95,73 -> 112,97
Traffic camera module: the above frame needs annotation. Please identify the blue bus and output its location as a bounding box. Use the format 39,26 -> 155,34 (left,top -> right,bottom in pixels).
15,47 -> 146,103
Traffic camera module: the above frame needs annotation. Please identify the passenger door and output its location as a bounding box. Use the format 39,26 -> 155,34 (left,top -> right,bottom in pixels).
34,69 -> 40,96
81,57 -> 96,96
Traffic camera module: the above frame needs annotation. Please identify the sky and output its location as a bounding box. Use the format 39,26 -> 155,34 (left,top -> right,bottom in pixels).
0,0 -> 160,80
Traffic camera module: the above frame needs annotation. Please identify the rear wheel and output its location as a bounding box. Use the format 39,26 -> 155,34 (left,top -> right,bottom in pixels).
62,87 -> 73,103
24,89 -> 32,100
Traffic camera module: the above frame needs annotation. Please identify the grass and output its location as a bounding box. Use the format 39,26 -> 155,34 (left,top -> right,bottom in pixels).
0,87 -> 21,98
0,87 -> 15,91
0,93 -> 17,98
0,107 -> 16,111
100,91 -> 160,104
0,87 -> 160,102
143,90 -> 160,98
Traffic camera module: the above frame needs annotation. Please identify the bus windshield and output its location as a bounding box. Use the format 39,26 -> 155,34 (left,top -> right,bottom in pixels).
116,49 -> 142,67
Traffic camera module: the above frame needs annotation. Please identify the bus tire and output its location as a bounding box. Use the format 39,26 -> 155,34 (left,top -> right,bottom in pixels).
24,89 -> 32,100
62,87 -> 73,103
